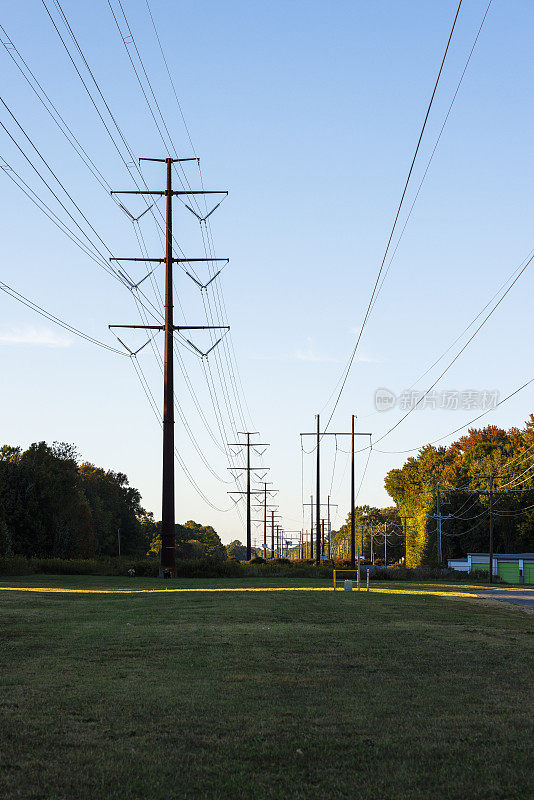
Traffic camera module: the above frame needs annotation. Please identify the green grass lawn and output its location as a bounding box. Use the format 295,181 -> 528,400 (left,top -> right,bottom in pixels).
0,576 -> 532,800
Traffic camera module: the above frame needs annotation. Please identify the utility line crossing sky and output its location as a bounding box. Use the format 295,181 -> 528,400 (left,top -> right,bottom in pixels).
0,0 -> 532,542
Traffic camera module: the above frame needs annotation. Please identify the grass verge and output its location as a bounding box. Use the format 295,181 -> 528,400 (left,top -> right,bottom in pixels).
0,577 -> 532,800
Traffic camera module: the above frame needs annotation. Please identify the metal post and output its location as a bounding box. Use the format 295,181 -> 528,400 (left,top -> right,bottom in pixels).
310,495 -> 314,561
271,510 -> 275,559
350,413 -> 355,568
316,414 -> 320,566
327,495 -> 331,560
161,157 -> 175,573
489,473 -> 494,584
263,481 -> 267,556
437,485 -> 442,564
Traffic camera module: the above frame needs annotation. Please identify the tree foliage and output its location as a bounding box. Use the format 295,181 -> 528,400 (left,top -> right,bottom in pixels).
0,442 -> 149,559
226,540 -> 248,560
384,418 -> 534,566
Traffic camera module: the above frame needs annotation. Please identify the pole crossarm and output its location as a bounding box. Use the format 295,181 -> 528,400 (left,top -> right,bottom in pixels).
110,190 -> 228,196
110,257 -> 229,264
300,432 -> 372,437
139,157 -> 199,164
110,324 -> 229,331
109,156 -> 230,576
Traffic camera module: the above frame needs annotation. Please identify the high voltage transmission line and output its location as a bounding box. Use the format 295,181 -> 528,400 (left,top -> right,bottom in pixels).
0,2 -> 270,539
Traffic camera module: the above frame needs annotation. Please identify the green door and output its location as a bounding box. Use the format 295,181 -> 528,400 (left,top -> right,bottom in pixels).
497,562 -> 520,584
524,563 -> 534,585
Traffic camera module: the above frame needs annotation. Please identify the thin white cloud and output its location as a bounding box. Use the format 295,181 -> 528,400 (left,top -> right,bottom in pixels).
293,346 -> 341,364
0,326 -> 71,347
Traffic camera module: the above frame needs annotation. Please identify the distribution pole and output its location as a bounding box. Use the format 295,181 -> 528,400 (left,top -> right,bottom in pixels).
301,417 -> 370,568
310,495 -> 314,561
316,414 -> 321,566
327,495 -> 331,560
436,485 -> 442,564
351,414 -> 355,568
109,157 -> 228,576
489,473 -> 494,584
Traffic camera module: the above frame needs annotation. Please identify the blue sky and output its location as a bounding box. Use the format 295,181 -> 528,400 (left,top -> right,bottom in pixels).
1,0 -> 533,543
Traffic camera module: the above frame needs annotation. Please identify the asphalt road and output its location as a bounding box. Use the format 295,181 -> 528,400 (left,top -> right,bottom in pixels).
474,588 -> 534,608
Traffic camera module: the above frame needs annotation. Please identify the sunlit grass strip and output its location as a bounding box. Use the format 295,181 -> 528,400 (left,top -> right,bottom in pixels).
0,585 -> 480,598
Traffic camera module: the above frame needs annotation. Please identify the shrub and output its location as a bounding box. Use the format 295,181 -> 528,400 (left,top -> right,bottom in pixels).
0,556 -> 33,576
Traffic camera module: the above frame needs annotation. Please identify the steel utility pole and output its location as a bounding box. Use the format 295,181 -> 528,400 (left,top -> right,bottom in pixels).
110,157 -> 228,577
327,495 -> 331,560
300,416 -> 371,567
227,433 -> 269,560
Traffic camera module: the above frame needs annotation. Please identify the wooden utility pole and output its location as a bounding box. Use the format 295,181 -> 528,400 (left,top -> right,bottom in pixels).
327,495 -> 331,560
316,414 -> 321,565
303,500 -> 337,560
110,157 -> 228,576
301,417 -> 371,568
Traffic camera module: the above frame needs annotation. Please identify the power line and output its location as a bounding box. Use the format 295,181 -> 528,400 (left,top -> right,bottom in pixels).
0,280 -> 126,355
323,0 -> 464,431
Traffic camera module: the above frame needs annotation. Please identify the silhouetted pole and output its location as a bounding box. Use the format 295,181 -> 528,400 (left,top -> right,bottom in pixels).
316,414 -> 321,565
263,481 -> 267,554
159,159 -> 175,570
350,414 -> 355,568
310,495 -> 314,560
327,495 -> 331,560
109,157 -> 228,576
271,510 -> 275,559
489,473 -> 494,583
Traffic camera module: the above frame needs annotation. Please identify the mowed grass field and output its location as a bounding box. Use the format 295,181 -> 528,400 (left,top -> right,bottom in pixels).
0,577 -> 532,800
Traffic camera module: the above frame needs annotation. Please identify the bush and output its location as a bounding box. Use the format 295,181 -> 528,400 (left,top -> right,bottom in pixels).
0,556 -> 33,576
0,556 -> 475,582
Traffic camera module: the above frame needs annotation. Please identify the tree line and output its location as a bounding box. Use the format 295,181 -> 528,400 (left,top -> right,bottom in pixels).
0,441 -> 226,560
384,416 -> 534,566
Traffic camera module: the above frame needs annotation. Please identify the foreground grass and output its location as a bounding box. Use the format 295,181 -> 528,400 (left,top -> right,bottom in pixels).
0,578 -> 532,800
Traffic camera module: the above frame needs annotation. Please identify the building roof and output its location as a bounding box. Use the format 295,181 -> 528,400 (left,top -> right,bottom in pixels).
468,553 -> 534,560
